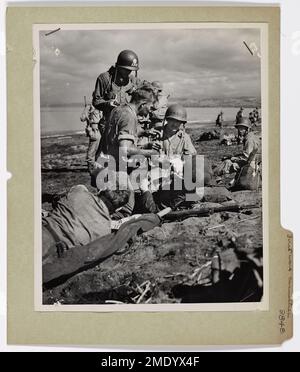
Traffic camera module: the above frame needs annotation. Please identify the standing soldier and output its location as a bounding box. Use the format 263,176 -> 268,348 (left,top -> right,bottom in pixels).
249,111 -> 255,126
88,50 -> 139,185
92,50 -> 139,122
253,107 -> 260,124
92,50 -> 140,147
236,107 -> 244,124
216,111 -> 224,128
80,103 -> 102,173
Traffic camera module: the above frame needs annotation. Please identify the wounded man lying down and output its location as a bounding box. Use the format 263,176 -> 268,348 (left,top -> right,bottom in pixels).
42,185 -> 131,264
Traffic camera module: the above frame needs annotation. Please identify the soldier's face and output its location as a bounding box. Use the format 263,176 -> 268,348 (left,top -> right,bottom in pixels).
238,128 -> 247,137
165,119 -> 184,135
118,67 -> 132,79
138,102 -> 152,117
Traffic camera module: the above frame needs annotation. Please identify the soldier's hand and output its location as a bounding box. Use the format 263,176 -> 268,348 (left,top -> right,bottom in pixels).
151,142 -> 162,152
109,99 -> 118,107
149,129 -> 162,140
232,163 -> 240,171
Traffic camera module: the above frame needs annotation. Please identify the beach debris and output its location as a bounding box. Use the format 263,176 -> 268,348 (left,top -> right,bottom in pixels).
197,130 -> 220,142
220,133 -> 237,146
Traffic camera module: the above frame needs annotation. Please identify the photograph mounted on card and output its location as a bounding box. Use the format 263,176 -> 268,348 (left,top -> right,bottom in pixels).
7,5 -> 293,346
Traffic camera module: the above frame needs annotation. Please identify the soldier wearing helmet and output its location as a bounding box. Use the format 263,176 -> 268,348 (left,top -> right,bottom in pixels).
87,50 -> 140,183
249,111 -> 255,126
253,107 -> 260,124
134,104 -> 198,213
235,117 -> 260,162
218,117 -> 260,180
161,104 -> 197,158
92,50 -> 139,121
236,106 -> 245,124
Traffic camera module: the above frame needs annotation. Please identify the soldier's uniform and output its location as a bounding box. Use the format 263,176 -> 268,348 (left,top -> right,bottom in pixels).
42,185 -> 111,262
104,104 -> 138,167
80,104 -> 103,172
236,108 -> 245,124
220,118 -> 261,176
99,103 -> 139,218
92,66 -> 136,129
242,131 -> 261,166
91,50 -> 139,167
161,129 -> 197,157
216,112 -> 224,128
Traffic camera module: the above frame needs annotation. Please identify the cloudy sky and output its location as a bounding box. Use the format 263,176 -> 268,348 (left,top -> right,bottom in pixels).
39,27 -> 261,107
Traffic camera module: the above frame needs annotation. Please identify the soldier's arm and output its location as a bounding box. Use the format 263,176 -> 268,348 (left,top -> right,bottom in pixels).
119,139 -> 159,157
117,111 -> 160,157
92,74 -> 115,110
242,135 -> 256,159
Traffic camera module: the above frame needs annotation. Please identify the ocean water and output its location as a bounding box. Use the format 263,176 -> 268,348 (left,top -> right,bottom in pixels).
41,106 -> 255,136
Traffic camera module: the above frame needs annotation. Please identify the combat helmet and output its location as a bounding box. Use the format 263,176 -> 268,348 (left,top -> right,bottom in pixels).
116,50 -> 139,71
165,104 -> 187,123
235,116 -> 251,129
152,81 -> 163,92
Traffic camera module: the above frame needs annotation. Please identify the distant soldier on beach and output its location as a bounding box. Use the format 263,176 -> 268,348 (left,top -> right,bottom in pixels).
80,103 -> 102,173
216,111 -> 224,128
236,107 -> 245,124
253,107 -> 260,124
249,111 -> 255,126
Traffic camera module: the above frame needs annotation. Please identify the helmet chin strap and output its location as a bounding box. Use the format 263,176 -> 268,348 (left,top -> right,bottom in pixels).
113,64 -> 118,85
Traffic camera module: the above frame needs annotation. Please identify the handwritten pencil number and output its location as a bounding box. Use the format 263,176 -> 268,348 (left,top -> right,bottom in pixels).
279,310 -> 286,334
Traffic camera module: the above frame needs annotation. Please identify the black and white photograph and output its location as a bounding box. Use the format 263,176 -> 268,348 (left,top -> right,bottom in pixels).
35,24 -> 267,309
